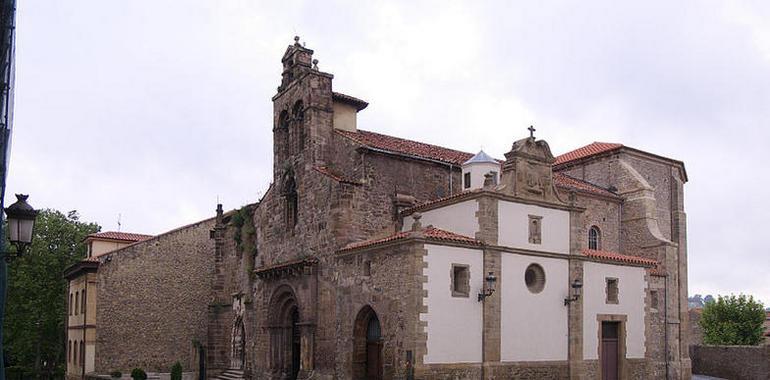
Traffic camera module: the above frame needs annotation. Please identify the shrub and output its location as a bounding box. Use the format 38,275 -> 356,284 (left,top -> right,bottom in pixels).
700,294 -> 766,345
171,362 -> 183,380
130,368 -> 147,380
110,370 -> 123,378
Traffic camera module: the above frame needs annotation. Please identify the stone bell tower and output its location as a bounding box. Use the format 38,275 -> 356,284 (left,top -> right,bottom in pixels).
499,127 -> 563,204
272,36 -> 335,181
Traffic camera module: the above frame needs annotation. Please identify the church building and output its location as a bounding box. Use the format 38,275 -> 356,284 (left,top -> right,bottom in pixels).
65,38 -> 691,380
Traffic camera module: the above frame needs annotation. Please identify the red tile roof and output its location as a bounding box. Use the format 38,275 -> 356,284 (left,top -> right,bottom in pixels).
339,226 -> 482,252
582,249 -> 657,267
332,92 -> 369,111
553,173 -> 620,199
337,129 -> 617,199
554,142 -> 623,166
86,231 -> 153,242
336,129 -> 474,165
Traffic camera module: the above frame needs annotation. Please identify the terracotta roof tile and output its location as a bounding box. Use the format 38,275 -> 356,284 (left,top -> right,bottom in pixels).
554,142 -> 623,166
582,249 -> 657,267
332,92 -> 369,111
336,129 -> 474,165
339,226 -> 482,252
86,231 -> 153,242
553,173 -> 621,199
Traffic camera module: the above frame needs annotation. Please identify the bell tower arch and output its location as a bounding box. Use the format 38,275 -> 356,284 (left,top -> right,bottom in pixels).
272,36 -> 335,182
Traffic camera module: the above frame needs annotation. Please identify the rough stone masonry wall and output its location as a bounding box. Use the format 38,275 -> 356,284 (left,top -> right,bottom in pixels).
334,242 -> 422,379
691,345 -> 770,380
94,217 -> 215,374
331,133 -> 464,245
568,192 -> 621,252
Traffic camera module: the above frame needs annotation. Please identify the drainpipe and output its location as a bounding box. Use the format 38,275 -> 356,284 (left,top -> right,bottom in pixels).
82,278 -> 87,379
663,276 -> 668,380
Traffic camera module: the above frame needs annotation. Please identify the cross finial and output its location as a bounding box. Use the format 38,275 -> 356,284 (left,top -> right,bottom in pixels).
528,125 -> 536,138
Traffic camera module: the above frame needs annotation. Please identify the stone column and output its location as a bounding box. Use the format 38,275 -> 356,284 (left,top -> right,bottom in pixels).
299,322 -> 316,371
568,204 -> 585,379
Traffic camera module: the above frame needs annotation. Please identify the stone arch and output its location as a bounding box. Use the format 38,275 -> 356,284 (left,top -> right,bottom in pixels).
267,285 -> 302,380
352,305 -> 383,380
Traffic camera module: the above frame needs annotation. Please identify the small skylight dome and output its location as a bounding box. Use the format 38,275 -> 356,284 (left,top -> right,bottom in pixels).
463,150 -> 498,165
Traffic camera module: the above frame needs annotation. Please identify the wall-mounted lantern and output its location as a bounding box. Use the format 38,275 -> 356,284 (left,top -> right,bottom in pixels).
477,271 -> 497,302
3,194 -> 38,262
564,278 -> 583,306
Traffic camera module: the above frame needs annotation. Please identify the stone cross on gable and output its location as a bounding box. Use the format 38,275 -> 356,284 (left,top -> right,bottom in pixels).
528,125 -> 536,138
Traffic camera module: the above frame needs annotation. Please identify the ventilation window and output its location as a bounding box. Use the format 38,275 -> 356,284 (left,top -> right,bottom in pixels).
589,225 -> 601,250
606,278 -> 619,304
451,264 -> 470,297
464,172 -> 471,189
528,215 -> 542,244
363,260 -> 372,276
650,290 -> 659,311
525,264 -> 546,293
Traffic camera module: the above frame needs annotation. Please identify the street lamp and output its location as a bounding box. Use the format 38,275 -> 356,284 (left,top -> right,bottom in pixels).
3,194 -> 38,261
477,271 -> 497,302
564,278 -> 583,306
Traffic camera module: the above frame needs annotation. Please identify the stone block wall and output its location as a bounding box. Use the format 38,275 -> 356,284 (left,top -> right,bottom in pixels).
691,345 -> 770,380
94,217 -> 216,374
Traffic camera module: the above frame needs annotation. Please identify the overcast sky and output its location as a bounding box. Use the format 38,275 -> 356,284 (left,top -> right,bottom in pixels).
7,1 -> 769,305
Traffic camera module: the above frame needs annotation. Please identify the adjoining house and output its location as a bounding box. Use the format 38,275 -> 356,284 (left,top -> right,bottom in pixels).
64,38 -> 691,380
64,231 -> 152,379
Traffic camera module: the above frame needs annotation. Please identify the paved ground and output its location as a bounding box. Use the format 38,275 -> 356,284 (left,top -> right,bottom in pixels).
692,375 -> 727,380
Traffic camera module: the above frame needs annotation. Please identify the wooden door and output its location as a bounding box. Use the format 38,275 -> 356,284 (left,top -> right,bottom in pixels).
366,342 -> 382,380
601,322 -> 619,380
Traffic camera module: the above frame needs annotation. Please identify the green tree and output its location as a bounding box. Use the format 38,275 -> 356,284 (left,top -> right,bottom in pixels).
700,294 -> 766,345
3,209 -> 100,378
170,361 -> 183,380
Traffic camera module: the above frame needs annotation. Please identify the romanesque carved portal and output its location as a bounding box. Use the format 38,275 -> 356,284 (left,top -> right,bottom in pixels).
268,286 -> 302,380
353,306 -> 382,380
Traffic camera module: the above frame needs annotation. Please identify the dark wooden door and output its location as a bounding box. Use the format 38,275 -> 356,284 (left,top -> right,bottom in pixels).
365,342 -> 382,380
601,322 -> 619,380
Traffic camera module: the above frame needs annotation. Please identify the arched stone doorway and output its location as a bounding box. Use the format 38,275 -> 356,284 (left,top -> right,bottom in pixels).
353,306 -> 383,380
268,285 -> 303,380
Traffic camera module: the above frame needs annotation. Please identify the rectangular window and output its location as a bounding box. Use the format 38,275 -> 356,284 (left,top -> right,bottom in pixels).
363,260 -> 371,276
464,172 -> 471,189
81,291 -> 86,315
451,264 -> 470,297
606,278 -> 619,304
528,215 -> 542,244
650,290 -> 659,311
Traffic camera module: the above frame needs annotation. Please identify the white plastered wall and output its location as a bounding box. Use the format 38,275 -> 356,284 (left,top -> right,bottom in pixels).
500,254 -> 569,361
498,201 -> 570,254
332,101 -> 357,131
582,262 -> 647,359
421,244 -> 484,363
403,200 -> 479,238
462,162 -> 501,190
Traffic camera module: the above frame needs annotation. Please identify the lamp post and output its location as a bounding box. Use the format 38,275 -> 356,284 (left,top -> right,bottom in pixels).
477,271 -> 497,302
564,278 -> 583,306
2,194 -> 38,261
0,194 -> 37,380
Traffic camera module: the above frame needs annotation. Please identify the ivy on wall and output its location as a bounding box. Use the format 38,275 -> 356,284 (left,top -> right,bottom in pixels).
230,205 -> 258,273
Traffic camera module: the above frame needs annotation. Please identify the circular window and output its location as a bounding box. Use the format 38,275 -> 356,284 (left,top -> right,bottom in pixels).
525,264 -> 546,294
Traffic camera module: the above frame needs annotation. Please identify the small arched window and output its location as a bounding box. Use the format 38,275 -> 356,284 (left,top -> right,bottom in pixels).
68,340 -> 72,363
80,341 -> 85,366
81,291 -> 86,315
284,175 -> 298,228
589,225 -> 601,250
69,293 -> 73,315
292,100 -> 305,151
75,291 -> 79,315
74,340 -> 78,366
